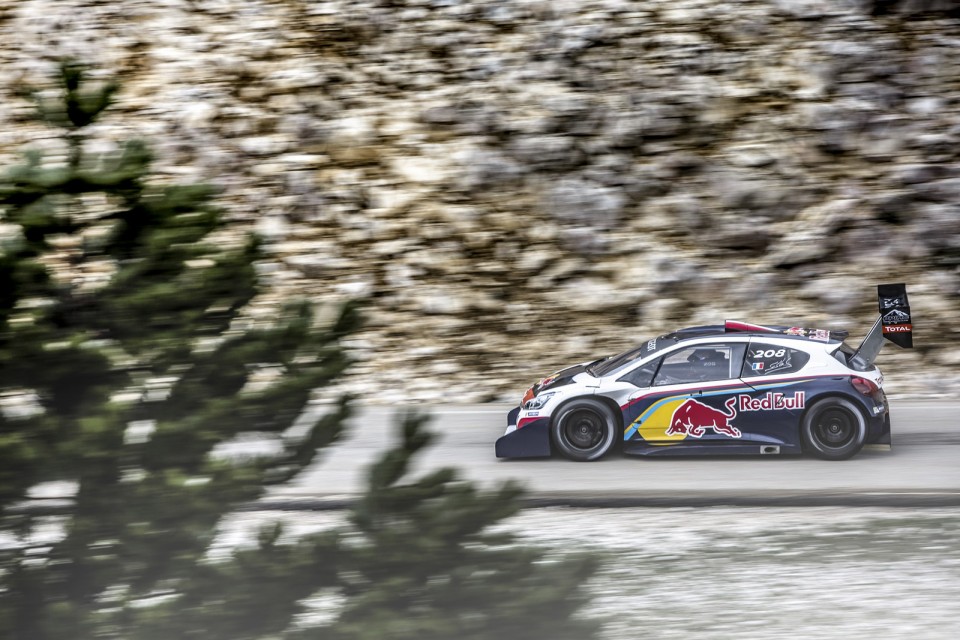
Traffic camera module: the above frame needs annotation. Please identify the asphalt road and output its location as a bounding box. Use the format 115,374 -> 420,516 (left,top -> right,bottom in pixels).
266,401 -> 960,508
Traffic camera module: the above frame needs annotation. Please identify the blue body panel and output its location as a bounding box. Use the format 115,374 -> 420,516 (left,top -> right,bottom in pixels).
621,376 -> 888,457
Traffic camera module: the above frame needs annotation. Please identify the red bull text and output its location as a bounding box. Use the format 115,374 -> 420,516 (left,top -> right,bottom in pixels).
738,391 -> 805,412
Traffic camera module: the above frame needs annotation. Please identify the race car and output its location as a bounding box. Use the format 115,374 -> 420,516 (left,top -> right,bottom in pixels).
496,284 -> 913,462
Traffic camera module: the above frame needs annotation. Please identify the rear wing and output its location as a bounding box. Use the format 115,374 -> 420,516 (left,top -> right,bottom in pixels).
878,282 -> 913,348
851,283 -> 912,367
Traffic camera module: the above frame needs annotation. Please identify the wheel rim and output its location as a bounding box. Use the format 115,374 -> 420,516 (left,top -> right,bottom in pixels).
813,407 -> 856,449
562,409 -> 605,451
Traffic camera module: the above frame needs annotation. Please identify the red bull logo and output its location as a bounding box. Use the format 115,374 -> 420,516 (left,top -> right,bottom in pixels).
666,398 -> 741,438
738,391 -> 805,412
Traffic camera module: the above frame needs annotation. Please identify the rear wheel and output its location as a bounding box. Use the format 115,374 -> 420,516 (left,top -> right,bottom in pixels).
551,398 -> 617,461
801,398 -> 866,461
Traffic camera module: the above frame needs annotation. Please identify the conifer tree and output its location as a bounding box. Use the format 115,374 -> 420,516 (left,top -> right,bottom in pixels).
305,411 -> 603,640
0,62 -> 603,640
0,61 -> 358,639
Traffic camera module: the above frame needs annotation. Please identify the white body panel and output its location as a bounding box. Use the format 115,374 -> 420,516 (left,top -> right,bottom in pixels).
507,334 -> 884,435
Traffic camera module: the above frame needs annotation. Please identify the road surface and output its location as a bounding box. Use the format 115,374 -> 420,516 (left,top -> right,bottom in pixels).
266,401 -> 960,507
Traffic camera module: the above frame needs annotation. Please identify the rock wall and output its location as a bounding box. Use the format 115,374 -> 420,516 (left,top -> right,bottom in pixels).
2,0 -> 960,401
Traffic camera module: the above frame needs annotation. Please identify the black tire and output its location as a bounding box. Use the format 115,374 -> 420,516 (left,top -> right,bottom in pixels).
551,398 -> 617,462
801,397 -> 867,461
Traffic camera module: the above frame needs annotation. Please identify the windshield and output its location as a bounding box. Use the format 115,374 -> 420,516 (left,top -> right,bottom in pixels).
588,335 -> 676,377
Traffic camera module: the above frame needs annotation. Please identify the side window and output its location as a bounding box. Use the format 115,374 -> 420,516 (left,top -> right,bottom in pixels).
618,358 -> 661,388
742,343 -> 810,377
653,343 -> 746,386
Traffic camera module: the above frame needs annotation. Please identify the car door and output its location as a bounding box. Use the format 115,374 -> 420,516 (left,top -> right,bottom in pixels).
620,341 -> 748,445
735,340 -> 812,446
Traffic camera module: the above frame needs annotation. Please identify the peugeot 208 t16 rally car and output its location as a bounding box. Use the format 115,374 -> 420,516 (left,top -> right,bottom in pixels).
496,285 -> 913,462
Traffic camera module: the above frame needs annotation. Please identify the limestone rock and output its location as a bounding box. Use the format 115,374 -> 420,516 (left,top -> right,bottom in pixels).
3,0 -> 960,400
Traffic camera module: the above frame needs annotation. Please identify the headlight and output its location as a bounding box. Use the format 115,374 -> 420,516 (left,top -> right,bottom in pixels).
524,392 -> 555,411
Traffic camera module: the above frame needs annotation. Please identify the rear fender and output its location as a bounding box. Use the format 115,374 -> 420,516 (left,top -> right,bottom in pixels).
800,389 -> 888,445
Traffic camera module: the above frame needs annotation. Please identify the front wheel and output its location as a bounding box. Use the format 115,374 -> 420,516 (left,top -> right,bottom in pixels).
801,398 -> 867,461
551,398 -> 617,462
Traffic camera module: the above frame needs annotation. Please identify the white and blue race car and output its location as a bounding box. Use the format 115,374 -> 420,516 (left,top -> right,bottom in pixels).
496,284 -> 912,462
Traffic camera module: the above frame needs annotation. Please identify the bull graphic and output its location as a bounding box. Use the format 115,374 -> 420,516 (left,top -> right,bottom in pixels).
666,397 -> 741,438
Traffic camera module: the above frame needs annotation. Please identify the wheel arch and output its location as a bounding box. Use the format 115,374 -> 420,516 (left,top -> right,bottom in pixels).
799,390 -> 871,428
551,393 -> 624,429
549,394 -> 620,461
798,392 -> 869,459
593,394 -> 625,447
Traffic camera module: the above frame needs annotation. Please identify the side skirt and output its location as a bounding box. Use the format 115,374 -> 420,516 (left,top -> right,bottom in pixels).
622,442 -> 803,457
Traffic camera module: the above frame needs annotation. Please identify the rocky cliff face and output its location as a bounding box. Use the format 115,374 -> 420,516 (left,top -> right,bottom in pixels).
2,0 -> 959,401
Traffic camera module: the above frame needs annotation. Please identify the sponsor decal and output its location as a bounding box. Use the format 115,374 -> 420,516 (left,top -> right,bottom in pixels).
646,339 -> 657,351
538,374 -> 558,387
526,411 -> 539,417
883,308 -> 910,323
780,326 -> 830,340
748,348 -> 794,375
666,398 -> 741,438
738,391 -> 805,412
880,295 -> 906,310
765,353 -> 792,374
624,379 -> 819,441
664,393 -> 806,440
883,324 -> 912,333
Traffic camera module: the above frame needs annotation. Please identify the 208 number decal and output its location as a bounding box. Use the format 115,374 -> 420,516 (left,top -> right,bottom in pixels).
751,349 -> 786,358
